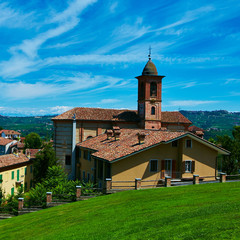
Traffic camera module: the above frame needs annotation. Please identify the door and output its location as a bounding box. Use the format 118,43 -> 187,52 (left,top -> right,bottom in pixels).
165,160 -> 172,177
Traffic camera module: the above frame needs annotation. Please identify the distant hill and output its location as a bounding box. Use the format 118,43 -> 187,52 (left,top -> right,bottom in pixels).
180,110 -> 240,139
0,110 -> 239,140
0,115 -> 56,139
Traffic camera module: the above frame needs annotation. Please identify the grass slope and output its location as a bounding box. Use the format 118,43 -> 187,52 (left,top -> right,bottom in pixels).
1,182 -> 240,240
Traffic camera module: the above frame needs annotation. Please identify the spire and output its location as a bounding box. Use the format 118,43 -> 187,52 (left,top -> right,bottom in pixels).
148,46 -> 152,60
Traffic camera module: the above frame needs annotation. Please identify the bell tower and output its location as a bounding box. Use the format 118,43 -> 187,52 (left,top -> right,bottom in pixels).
136,50 -> 165,129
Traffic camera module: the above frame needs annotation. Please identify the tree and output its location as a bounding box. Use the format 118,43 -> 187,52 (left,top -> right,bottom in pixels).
25,132 -> 42,149
33,142 -> 57,183
0,126 -> 3,131
216,127 -> 240,174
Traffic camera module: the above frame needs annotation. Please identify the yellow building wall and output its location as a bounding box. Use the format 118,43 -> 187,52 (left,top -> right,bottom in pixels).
0,163 -> 33,196
111,137 -> 218,187
181,137 -> 217,179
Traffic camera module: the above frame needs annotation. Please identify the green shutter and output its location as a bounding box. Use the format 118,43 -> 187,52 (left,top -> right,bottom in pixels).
11,187 -> 14,195
30,166 -> 33,173
0,174 -> 2,182
25,167 -> 27,175
11,171 -> 14,180
17,170 -> 20,181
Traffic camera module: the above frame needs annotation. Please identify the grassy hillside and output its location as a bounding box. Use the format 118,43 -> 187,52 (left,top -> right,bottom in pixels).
0,182 -> 240,240
180,110 -> 240,139
0,115 -> 55,139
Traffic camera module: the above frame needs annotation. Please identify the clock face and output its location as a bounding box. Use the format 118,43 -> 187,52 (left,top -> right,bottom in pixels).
139,103 -> 144,117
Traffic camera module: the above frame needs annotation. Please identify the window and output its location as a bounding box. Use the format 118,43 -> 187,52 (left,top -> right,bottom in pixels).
65,155 -> 71,165
87,151 -> 91,161
172,140 -> 178,147
0,174 -> 2,182
186,139 -> 192,148
185,161 -> 192,172
151,106 -> 156,115
87,136 -> 93,139
25,167 -> 27,175
150,160 -> 158,172
30,165 -> 33,173
11,171 -> 14,180
150,82 -> 157,97
84,150 -> 88,159
87,173 -> 90,182
11,187 -> 14,195
17,169 -> 20,181
140,82 -> 145,99
83,171 -> 85,181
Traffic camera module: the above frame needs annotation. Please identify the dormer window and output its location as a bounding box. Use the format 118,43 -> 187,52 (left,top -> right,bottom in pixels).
150,82 -> 157,97
151,106 -> 155,115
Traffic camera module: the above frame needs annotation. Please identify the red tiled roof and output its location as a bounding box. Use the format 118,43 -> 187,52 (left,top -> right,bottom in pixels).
25,149 -> 41,158
0,130 -> 20,135
0,153 -> 30,168
188,125 -> 204,132
17,142 -> 25,148
77,129 -> 186,161
0,137 -> 14,146
161,111 -> 191,124
52,107 -> 191,124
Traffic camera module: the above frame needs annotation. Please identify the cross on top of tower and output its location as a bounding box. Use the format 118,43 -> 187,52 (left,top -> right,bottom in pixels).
148,46 -> 152,60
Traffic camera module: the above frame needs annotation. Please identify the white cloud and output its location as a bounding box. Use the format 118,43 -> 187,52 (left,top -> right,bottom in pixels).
225,78 -> 240,84
168,100 -> 219,107
99,99 -> 121,104
50,106 -> 73,114
0,3 -> 35,28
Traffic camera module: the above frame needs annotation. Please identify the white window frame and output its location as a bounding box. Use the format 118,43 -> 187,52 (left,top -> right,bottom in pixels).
185,160 -> 192,173
185,139 -> 192,148
149,159 -> 158,172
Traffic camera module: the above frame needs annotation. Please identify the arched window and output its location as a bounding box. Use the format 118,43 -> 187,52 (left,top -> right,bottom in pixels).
151,106 -> 156,115
87,136 -> 93,139
140,82 -> 145,99
150,82 -> 157,97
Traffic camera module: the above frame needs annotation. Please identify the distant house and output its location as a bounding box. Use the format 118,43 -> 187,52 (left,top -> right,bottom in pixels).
0,153 -> 33,195
0,137 -> 17,155
77,128 -> 230,187
0,130 -> 21,140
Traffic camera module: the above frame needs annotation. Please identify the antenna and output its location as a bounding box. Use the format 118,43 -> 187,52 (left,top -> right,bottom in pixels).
148,46 -> 152,60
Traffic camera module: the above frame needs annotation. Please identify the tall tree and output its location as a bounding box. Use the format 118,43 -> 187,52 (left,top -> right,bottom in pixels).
33,143 -> 58,183
25,132 -> 42,149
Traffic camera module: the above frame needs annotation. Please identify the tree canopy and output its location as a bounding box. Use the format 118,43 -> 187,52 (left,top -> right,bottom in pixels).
33,142 -> 58,183
25,132 -> 42,149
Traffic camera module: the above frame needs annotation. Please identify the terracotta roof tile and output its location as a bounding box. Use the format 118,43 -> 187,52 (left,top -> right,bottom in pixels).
0,153 -> 30,168
0,137 -> 14,146
188,125 -> 204,132
77,129 -> 186,161
25,149 -> 41,158
52,107 -> 191,124
0,130 -> 20,135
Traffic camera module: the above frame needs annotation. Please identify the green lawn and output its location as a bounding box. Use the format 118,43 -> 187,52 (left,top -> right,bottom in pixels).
1,182 -> 240,240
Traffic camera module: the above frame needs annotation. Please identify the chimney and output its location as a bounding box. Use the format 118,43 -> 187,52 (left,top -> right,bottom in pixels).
106,129 -> 113,140
114,130 -> 121,141
137,132 -> 146,144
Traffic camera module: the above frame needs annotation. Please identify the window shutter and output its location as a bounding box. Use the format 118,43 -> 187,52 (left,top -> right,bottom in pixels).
182,161 -> 185,172
172,160 -> 176,178
191,161 -> 195,173
161,160 -> 165,179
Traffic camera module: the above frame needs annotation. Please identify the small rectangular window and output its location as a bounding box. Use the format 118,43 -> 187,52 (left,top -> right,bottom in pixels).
25,167 -> 27,175
87,173 -> 90,182
83,171 -> 85,181
87,151 -> 91,161
185,161 -> 192,172
172,140 -> 178,147
150,160 -> 158,172
11,171 -> 14,180
84,150 -> 88,159
30,165 -> 33,173
11,187 -> 14,195
0,174 -> 2,182
186,139 -> 192,148
65,155 -> 71,165
17,169 -> 20,181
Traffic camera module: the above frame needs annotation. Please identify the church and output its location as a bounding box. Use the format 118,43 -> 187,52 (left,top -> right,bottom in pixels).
52,56 -> 229,185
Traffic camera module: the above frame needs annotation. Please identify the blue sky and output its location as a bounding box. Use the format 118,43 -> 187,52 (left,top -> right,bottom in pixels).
0,0 -> 240,116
